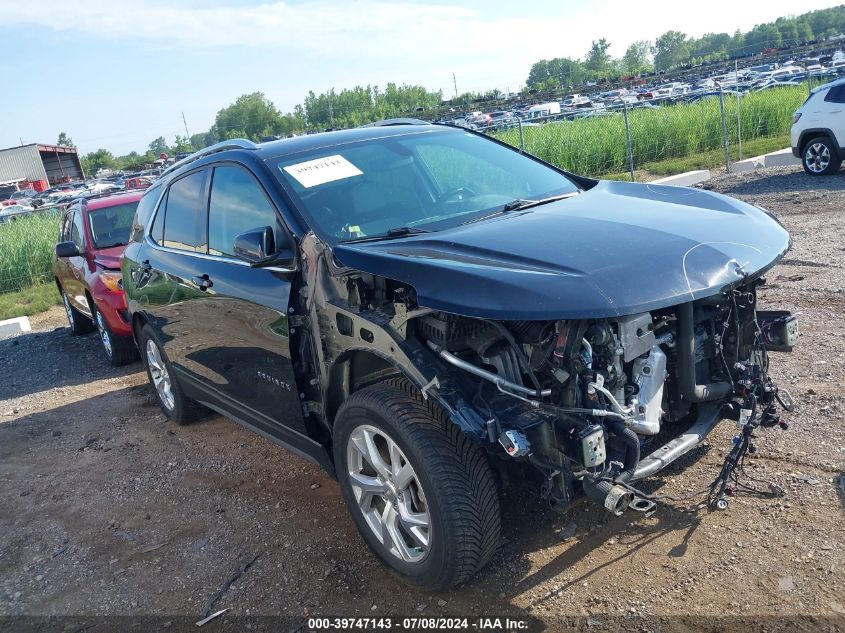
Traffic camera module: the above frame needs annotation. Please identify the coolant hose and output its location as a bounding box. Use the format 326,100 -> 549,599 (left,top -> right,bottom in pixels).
676,302 -> 732,402
582,420 -> 640,514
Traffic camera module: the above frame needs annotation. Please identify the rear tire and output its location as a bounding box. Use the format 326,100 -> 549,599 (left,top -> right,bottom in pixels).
802,136 -> 841,175
333,379 -> 501,590
61,290 -> 94,335
93,306 -> 138,367
138,324 -> 209,424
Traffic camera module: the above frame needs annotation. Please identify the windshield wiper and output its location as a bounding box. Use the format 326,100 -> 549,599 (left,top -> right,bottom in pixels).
463,193 -> 579,225
342,226 -> 430,243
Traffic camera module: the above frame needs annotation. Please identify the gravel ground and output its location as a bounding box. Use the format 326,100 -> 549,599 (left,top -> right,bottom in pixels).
0,166 -> 843,632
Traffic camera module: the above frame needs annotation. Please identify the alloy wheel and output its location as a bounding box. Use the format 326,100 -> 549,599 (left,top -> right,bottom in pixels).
146,339 -> 175,411
805,142 -> 830,173
95,311 -> 112,358
346,424 -> 431,563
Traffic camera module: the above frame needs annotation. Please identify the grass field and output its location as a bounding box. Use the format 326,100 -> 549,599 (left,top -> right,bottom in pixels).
0,283 -> 61,321
0,212 -> 62,294
493,87 -> 805,177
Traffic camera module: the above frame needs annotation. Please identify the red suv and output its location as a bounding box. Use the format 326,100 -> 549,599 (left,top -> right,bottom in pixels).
53,192 -> 142,365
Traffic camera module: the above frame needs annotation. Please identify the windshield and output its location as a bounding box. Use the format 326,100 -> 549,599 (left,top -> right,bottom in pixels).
88,201 -> 139,249
272,129 -> 579,243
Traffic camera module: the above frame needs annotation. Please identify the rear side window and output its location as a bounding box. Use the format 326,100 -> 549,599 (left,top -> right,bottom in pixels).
162,170 -> 209,252
59,211 -> 73,241
129,188 -> 162,243
150,193 -> 165,244
71,212 -> 85,251
824,85 -> 845,104
208,165 -> 280,257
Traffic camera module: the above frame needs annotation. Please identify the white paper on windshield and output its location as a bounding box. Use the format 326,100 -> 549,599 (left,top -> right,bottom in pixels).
283,155 -> 363,188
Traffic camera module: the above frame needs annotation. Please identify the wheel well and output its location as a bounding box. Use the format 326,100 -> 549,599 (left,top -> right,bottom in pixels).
325,350 -> 401,425
800,131 -> 836,156
131,312 -> 148,346
84,290 -> 95,314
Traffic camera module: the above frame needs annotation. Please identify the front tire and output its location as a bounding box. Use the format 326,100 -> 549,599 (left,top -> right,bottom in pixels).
61,290 -> 94,335
802,136 -> 841,175
138,324 -> 208,424
93,306 -> 138,367
333,380 -> 501,590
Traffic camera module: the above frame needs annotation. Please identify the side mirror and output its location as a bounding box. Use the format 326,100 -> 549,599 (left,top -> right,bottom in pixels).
233,227 -> 295,268
55,241 -> 81,258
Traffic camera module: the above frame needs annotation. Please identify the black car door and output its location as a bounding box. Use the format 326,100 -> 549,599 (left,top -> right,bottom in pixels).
142,168 -> 215,382
189,163 -> 307,438
145,162 -> 309,445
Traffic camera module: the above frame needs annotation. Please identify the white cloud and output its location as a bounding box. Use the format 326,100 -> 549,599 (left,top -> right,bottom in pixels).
4,0 -> 839,96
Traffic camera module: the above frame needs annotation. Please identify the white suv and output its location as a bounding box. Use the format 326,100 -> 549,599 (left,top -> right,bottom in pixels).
791,77 -> 845,175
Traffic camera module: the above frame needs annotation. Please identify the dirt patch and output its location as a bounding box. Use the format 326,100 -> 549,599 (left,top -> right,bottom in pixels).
0,166 -> 843,629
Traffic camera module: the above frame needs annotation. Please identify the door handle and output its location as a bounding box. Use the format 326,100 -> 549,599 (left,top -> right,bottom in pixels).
192,274 -> 213,291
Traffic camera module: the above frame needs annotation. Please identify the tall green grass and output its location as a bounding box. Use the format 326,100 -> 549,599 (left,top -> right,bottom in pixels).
494,87 -> 806,177
0,212 -> 62,293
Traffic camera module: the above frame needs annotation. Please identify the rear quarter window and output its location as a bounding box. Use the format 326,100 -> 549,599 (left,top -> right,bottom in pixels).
161,170 -> 209,253
129,188 -> 162,243
824,85 -> 845,104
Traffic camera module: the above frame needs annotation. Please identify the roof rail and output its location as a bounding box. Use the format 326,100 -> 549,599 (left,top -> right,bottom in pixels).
159,138 -> 258,179
359,118 -> 429,128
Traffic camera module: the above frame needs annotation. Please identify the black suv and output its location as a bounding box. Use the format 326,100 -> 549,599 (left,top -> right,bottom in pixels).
123,123 -> 796,589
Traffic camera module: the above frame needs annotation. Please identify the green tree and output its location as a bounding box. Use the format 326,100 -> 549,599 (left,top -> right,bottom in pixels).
56,132 -> 74,147
584,38 -> 613,77
81,149 -> 116,175
526,57 -> 584,90
776,19 -> 800,46
189,132 -> 214,150
173,135 -> 193,154
148,136 -> 170,157
211,92 -> 287,141
653,31 -> 689,71
797,21 -> 814,42
621,40 -> 652,75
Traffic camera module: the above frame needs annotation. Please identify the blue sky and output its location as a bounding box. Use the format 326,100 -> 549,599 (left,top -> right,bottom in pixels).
0,0 -> 841,155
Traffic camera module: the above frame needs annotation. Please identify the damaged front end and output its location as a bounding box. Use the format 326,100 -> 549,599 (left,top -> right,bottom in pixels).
415,284 -> 797,515
295,226 -> 797,517
288,176 -> 798,518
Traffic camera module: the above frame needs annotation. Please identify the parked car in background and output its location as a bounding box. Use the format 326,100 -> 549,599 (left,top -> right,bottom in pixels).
53,191 -> 143,365
124,176 -> 154,190
0,204 -> 36,222
526,101 -> 561,119
487,110 -> 517,129
7,188 -> 39,205
791,76 -> 845,175
123,127 -> 794,589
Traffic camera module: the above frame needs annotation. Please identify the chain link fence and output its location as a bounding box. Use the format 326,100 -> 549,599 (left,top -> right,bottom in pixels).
487,85 -> 807,180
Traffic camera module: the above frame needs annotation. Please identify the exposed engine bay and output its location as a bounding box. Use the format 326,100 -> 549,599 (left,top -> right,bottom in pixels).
413,279 -> 797,515
295,234 -> 798,518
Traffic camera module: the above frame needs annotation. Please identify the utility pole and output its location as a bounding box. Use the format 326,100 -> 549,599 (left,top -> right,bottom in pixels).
328,93 -> 335,129
453,73 -> 458,100
182,112 -> 191,140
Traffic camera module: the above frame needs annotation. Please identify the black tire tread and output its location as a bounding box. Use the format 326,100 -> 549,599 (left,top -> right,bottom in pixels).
139,324 -> 209,424
93,305 -> 138,367
338,378 -> 501,588
802,135 -> 842,176
61,289 -> 94,335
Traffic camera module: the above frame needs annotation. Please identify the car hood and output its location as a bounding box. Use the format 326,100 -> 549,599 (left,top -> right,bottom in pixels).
92,245 -> 127,270
331,180 -> 791,320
